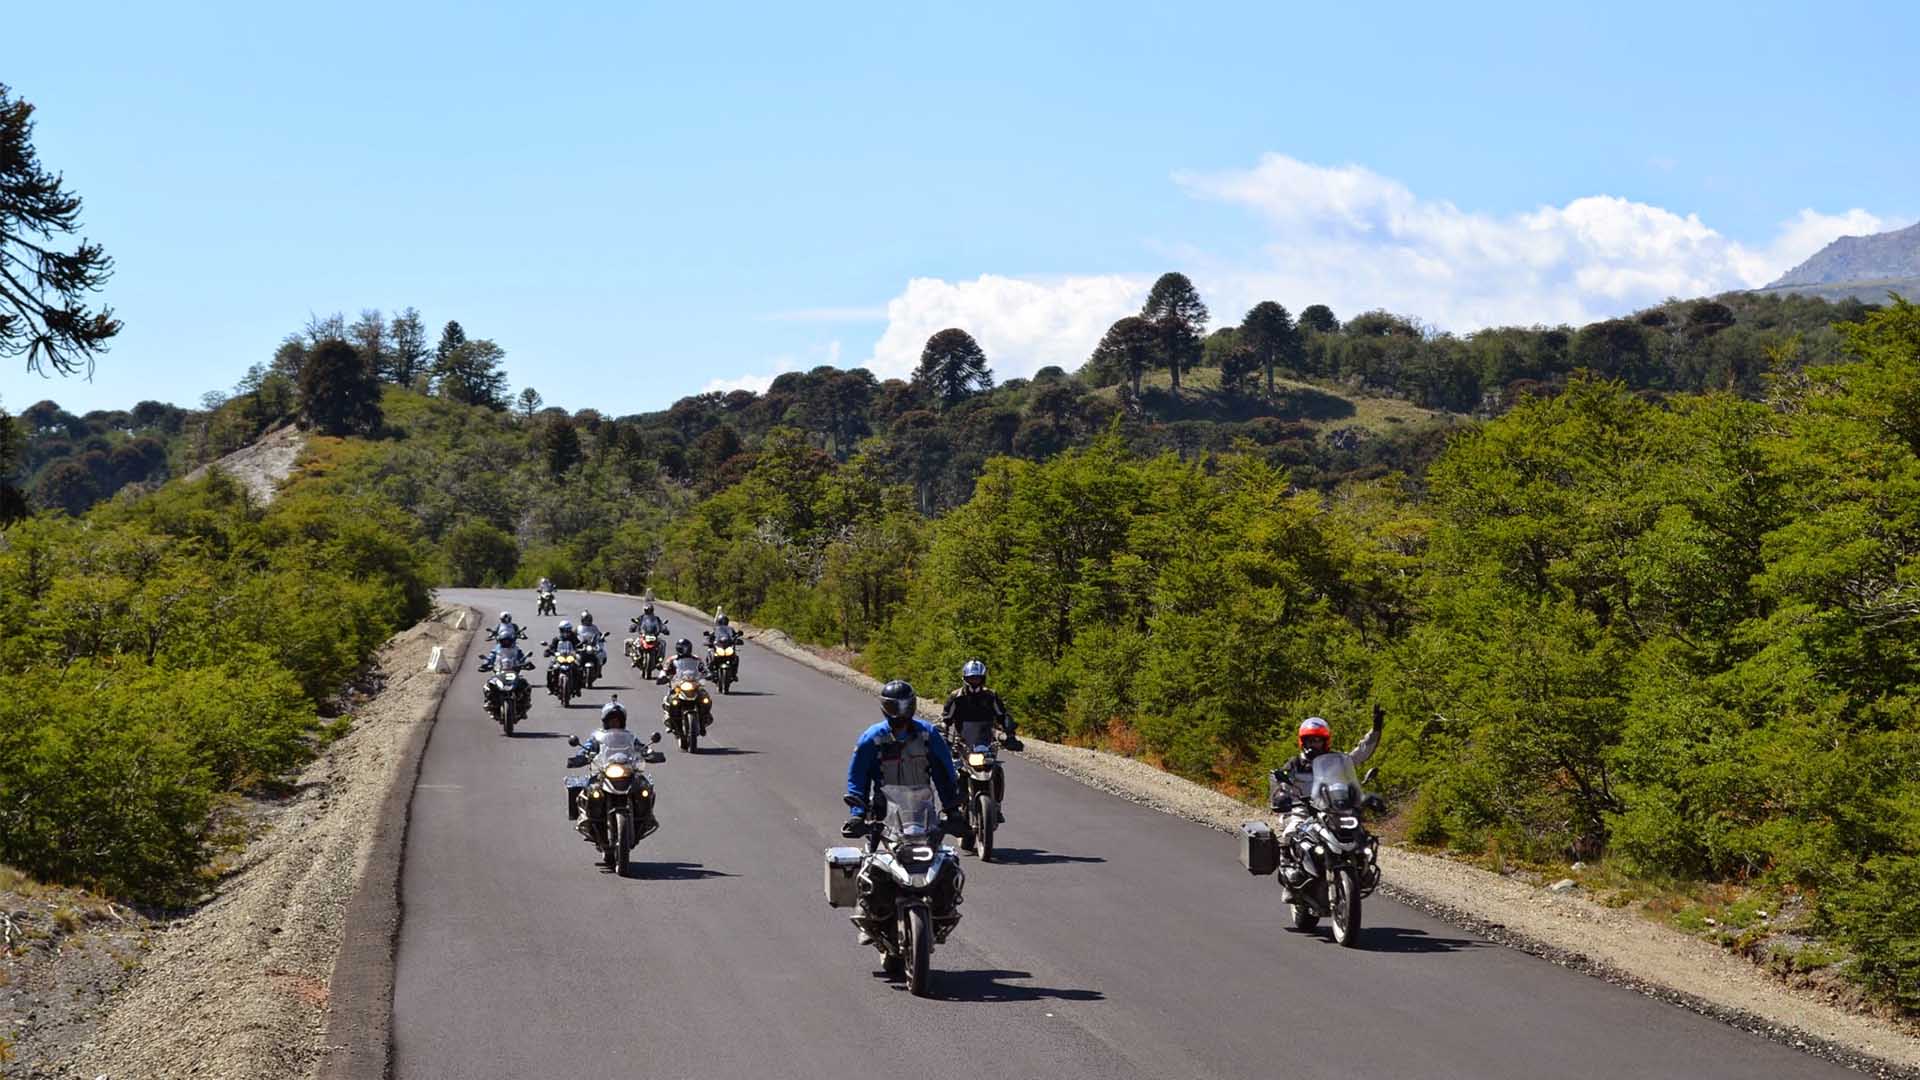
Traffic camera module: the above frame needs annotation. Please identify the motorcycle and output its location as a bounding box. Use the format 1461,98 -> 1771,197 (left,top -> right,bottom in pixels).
705,634 -> 739,694
660,669 -> 711,753
1240,754 -> 1385,947
547,640 -> 585,707
959,742 -> 1005,861
478,654 -> 535,736
825,784 -> 966,997
565,731 -> 665,875
626,631 -> 664,678
579,637 -> 605,688
536,589 -> 557,617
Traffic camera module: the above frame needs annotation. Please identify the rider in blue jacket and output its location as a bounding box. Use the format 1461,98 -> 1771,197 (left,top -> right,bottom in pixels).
843,680 -> 966,838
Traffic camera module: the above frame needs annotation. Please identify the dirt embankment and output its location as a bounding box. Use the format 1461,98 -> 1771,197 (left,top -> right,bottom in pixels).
649,598 -> 1920,1077
184,425 -> 306,506
32,610 -> 472,1080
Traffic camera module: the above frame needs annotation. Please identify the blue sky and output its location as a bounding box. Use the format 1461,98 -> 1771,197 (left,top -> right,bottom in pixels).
4,0 -> 1914,416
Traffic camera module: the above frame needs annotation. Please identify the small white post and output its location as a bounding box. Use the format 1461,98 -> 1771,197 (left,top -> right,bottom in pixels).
426,646 -> 452,673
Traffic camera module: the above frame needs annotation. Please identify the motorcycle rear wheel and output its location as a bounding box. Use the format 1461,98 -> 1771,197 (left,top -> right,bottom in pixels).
1330,869 -> 1363,946
905,906 -> 932,997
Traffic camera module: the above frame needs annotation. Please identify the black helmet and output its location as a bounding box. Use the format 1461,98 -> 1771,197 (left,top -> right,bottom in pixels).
675,638 -> 694,658
601,698 -> 627,728
643,602 -> 654,614
880,680 -> 917,722
717,614 -> 730,627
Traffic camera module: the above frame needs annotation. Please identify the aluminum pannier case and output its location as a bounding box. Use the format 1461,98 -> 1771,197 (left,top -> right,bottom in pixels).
824,846 -> 863,908
1239,820 -> 1278,876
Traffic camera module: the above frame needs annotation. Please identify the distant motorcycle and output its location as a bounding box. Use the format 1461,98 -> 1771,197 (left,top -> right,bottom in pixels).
547,640 -> 585,707
478,654 -> 535,736
959,742 -> 1004,861
1240,754 -> 1385,947
565,731 -> 665,875
660,670 -> 711,753
826,784 -> 966,997
579,639 -> 605,688
705,634 -> 739,694
536,589 -> 557,617
626,631 -> 664,678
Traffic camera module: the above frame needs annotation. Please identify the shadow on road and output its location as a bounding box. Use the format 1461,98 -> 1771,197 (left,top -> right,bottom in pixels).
1311,925 -> 1487,953
620,861 -> 735,881
986,847 -> 1106,866
719,690 -> 775,697
928,969 -> 1105,1004
681,747 -> 760,757
507,731 -> 572,740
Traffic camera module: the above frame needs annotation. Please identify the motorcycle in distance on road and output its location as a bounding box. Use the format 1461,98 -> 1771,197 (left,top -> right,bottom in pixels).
565,730 -> 665,875
826,785 -> 966,996
1239,754 -> 1386,947
959,743 -> 1005,861
659,670 -> 711,753
477,653 -> 535,736
579,639 -> 604,688
536,588 -> 557,617
626,618 -> 667,679
704,631 -> 739,694
547,639 -> 585,708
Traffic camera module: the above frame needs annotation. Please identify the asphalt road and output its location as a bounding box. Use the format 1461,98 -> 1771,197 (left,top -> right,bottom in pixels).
395,589 -> 1844,1080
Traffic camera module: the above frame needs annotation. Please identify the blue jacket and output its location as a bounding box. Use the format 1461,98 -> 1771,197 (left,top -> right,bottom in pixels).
845,717 -> 960,814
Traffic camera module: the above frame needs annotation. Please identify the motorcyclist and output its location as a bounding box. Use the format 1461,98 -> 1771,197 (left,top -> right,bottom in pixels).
577,609 -> 609,672
709,613 -> 740,646
537,576 -> 555,593
486,610 -> 522,662
632,602 -> 667,637
1269,707 -> 1384,882
567,699 -> 646,839
655,638 -> 713,732
942,659 -> 1022,812
545,619 -> 582,694
479,631 -> 533,717
843,680 -> 967,841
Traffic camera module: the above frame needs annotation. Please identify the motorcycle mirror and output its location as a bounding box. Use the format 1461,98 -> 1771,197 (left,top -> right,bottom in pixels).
650,732 -> 663,744
567,735 -> 580,747
1364,793 -> 1388,814
1362,766 -> 1379,785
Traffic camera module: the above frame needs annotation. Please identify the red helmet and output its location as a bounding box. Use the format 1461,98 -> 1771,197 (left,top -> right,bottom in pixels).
1297,717 -> 1332,749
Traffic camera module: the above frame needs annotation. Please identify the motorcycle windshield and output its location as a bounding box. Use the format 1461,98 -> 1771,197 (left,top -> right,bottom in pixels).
595,730 -> 640,764
1309,752 -> 1364,811
555,644 -> 577,659
879,783 -> 940,842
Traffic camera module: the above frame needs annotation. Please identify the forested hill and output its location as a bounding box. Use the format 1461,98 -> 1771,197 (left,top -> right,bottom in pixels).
1,285 -> 1876,520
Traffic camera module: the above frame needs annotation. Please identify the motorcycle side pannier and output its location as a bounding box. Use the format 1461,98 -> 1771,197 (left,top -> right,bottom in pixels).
824,847 -> 863,908
1239,821 -> 1278,876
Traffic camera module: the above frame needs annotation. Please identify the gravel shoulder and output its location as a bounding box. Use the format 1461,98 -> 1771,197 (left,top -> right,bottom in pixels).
51,609 -> 472,1080
646,596 -> 1920,1076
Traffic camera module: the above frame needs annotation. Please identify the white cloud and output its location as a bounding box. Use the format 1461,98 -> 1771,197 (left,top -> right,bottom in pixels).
852,154 -> 1892,380
702,340 -> 844,396
866,274 -> 1147,381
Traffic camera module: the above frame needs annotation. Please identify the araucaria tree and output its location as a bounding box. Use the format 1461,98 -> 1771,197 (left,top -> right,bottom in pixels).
1,83 -> 121,376
1140,272 -> 1207,392
388,307 -> 430,385
435,338 -> 510,409
914,328 -> 993,408
298,338 -> 383,435
1090,316 -> 1160,398
1239,300 -> 1300,395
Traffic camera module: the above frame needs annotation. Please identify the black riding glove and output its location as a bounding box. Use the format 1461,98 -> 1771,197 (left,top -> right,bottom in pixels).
1002,735 -> 1023,752
841,817 -> 866,839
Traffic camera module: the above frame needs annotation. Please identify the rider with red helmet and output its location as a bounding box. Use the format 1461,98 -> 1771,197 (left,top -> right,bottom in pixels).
1269,706 -> 1385,868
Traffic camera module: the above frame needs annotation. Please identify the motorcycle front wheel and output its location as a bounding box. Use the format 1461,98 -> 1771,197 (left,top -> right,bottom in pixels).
974,793 -> 997,862
1289,900 -> 1320,931
502,701 -> 516,737
905,906 -> 932,997
613,808 -> 631,876
1330,868 -> 1363,946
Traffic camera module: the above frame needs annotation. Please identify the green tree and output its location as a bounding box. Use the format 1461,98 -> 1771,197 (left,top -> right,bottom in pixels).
1,83 -> 120,376
1089,315 -> 1159,397
1298,304 -> 1340,335
534,415 -> 582,478
348,309 -> 389,378
435,319 -> 467,366
1140,272 -> 1208,392
435,338 -> 510,409
913,328 -> 993,408
1240,300 -> 1300,394
388,307 -> 430,385
516,386 -> 543,421
297,338 -> 383,435
442,518 -> 519,586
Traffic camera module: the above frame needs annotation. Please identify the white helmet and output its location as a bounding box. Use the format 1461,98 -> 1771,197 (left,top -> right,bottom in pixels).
558,619 -> 573,633
499,611 -> 513,624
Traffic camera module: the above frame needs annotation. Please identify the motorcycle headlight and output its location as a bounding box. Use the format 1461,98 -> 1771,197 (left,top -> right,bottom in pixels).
604,763 -> 630,780
967,752 -> 989,768
678,680 -> 696,693
640,787 -> 652,799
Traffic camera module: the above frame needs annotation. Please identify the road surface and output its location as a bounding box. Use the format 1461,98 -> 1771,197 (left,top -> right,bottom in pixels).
393,588 -> 1843,1079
